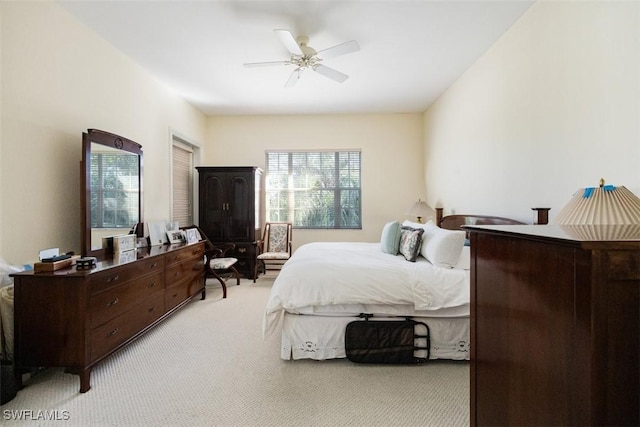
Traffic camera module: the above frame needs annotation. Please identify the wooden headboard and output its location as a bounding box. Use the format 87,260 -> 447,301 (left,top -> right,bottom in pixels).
435,207 -> 547,231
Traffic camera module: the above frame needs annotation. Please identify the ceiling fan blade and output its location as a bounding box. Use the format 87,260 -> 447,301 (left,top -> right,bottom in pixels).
313,64 -> 349,83
316,40 -> 360,59
284,68 -> 302,88
274,29 -> 303,55
243,60 -> 291,68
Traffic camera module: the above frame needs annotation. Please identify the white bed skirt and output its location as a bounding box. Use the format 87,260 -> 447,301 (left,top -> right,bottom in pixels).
280,313 -> 470,361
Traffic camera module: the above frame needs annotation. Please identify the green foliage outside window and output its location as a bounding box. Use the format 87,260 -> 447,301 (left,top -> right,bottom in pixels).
265,150 -> 361,229
90,152 -> 139,228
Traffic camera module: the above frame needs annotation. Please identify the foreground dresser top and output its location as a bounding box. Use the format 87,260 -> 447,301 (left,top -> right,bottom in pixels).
463,224 -> 640,247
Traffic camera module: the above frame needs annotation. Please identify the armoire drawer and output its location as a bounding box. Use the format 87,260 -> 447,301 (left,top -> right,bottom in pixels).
89,256 -> 165,295
90,271 -> 165,328
90,292 -> 164,361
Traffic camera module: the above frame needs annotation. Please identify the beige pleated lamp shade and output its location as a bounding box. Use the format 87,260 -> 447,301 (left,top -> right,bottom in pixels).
406,199 -> 435,223
553,183 -> 640,225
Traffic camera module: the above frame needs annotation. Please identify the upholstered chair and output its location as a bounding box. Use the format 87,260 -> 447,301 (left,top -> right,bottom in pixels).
205,242 -> 241,299
181,225 -> 240,298
254,222 -> 292,282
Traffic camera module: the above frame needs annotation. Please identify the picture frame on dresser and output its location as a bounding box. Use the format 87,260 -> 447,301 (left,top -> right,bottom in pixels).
167,229 -> 185,244
148,221 -> 168,246
185,228 -> 199,244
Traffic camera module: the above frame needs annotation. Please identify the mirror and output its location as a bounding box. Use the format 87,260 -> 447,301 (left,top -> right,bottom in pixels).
81,129 -> 143,259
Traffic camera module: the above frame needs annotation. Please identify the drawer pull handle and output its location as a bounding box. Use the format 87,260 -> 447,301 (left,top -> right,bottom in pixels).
238,247 -> 247,253
107,275 -> 119,283
148,282 -> 156,288
172,293 -> 178,298
108,328 -> 119,337
148,306 -> 157,313
149,262 -> 158,269
174,271 -> 181,277
106,298 -> 119,307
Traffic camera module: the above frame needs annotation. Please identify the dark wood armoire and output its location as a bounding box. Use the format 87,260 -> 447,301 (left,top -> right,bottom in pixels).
197,166 -> 263,279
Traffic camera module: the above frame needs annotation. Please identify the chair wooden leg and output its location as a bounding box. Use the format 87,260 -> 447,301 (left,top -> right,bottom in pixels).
230,265 -> 240,286
254,259 -> 264,283
253,260 -> 259,283
210,273 -> 227,299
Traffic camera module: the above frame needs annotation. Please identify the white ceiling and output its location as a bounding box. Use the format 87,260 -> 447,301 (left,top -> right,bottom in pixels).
59,1 -> 533,116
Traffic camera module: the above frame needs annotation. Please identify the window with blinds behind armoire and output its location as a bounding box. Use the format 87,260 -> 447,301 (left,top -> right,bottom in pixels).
172,141 -> 193,227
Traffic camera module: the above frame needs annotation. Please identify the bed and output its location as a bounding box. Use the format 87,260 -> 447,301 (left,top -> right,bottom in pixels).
263,208 -> 526,361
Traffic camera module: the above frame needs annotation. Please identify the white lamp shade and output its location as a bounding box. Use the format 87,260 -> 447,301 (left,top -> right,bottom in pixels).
406,199 -> 434,222
553,185 -> 640,225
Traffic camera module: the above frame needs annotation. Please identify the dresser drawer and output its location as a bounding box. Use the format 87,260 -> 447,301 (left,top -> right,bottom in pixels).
166,256 -> 203,287
90,292 -> 164,361
90,271 -> 165,328
89,256 -> 165,295
606,250 -> 640,280
165,276 -> 204,311
165,243 -> 205,267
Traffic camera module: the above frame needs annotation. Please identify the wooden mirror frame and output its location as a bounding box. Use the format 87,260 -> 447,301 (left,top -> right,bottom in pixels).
81,129 -> 144,259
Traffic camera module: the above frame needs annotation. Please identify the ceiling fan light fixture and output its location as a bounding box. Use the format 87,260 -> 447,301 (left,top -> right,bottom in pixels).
244,29 -> 359,87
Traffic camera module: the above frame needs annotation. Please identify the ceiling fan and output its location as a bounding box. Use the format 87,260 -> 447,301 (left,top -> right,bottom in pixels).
244,29 -> 360,88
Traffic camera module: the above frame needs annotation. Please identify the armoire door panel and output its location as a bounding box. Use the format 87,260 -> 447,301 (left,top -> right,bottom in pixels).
201,174 -> 226,240
227,174 -> 252,241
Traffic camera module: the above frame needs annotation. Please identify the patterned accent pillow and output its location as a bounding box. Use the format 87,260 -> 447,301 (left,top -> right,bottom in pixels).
398,226 -> 424,262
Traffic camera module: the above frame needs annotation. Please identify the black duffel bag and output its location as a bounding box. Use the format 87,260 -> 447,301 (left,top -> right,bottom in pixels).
345,315 -> 430,364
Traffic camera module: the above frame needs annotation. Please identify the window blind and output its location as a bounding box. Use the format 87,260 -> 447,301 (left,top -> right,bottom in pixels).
265,150 -> 361,229
172,143 -> 193,227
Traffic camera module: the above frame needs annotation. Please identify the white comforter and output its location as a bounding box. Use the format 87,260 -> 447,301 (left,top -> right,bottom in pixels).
263,242 -> 468,336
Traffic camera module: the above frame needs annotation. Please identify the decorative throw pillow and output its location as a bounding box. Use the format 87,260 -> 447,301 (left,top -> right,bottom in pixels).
380,221 -> 402,255
402,219 -> 433,231
420,222 -> 466,268
398,226 -> 424,262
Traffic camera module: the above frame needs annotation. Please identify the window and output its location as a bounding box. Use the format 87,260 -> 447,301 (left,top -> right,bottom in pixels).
90,151 -> 139,229
171,140 -> 194,227
265,150 -> 361,229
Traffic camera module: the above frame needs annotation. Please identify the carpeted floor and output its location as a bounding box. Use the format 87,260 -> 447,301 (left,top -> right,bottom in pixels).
1,277 -> 469,426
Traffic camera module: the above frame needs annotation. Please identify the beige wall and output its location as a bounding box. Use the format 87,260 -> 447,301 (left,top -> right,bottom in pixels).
4,0 -> 638,264
0,2 -> 206,264
424,0 -> 640,223
206,114 -> 425,250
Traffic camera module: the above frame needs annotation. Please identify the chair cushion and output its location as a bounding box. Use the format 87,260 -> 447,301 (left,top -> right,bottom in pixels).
267,224 -> 289,253
257,251 -> 290,260
209,257 -> 238,270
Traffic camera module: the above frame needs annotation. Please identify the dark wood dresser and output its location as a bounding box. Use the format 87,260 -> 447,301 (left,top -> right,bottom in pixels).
11,242 -> 205,393
465,224 -> 640,426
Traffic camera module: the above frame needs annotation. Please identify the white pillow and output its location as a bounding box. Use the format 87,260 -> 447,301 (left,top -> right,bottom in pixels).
402,219 -> 433,231
420,222 -> 466,268
454,246 -> 471,270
